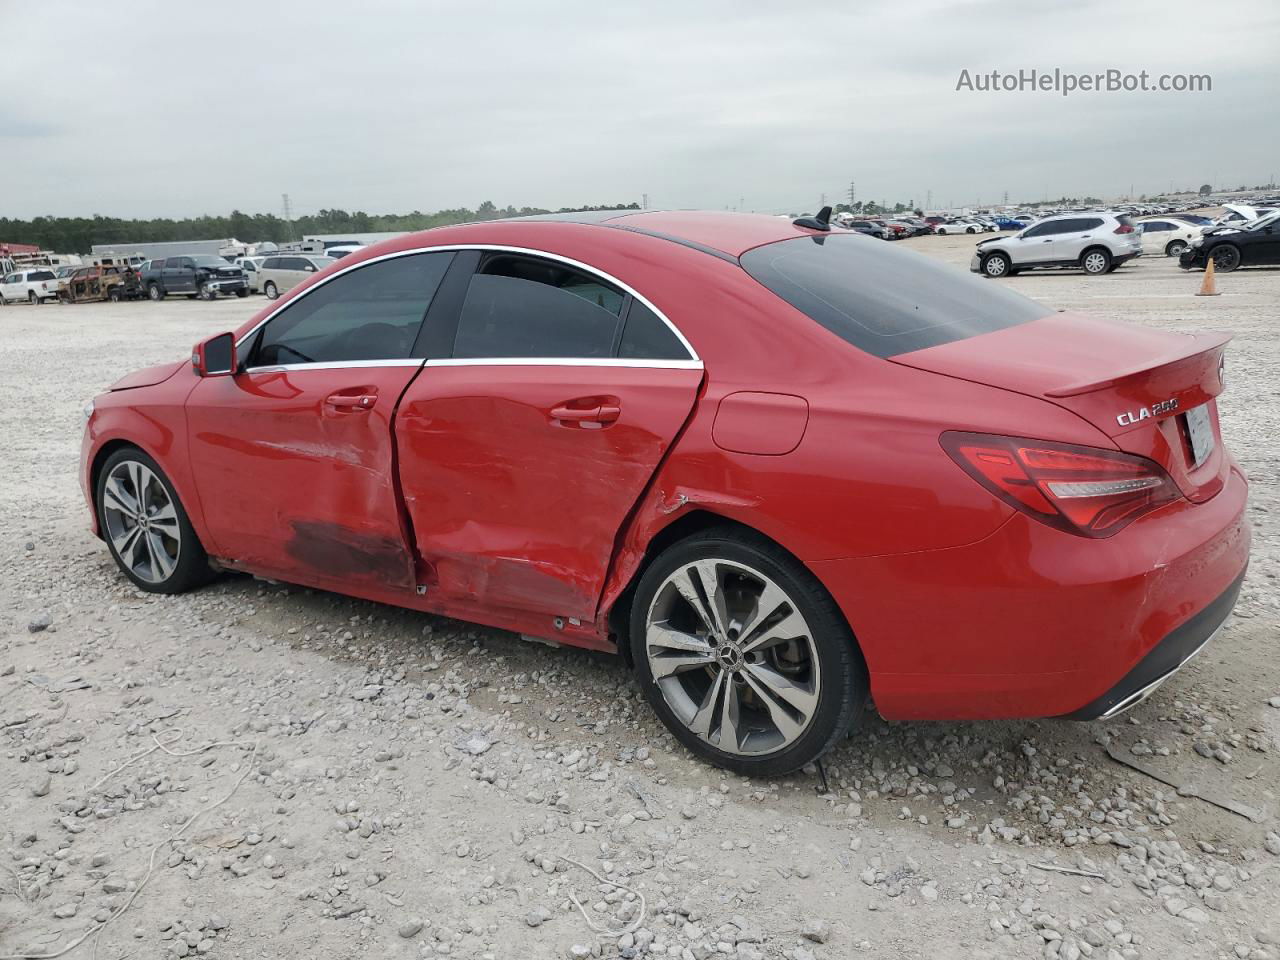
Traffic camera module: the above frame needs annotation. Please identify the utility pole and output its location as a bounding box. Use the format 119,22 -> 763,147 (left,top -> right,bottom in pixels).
739,197 -> 745,212
642,193 -> 649,210
925,189 -> 932,211
819,192 -> 826,209
281,193 -> 294,241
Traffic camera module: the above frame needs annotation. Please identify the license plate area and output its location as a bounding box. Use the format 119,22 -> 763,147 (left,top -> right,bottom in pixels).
1183,404 -> 1215,468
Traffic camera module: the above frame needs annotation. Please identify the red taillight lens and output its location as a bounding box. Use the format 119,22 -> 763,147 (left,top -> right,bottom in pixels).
1114,224 -> 1134,234
941,432 -> 1180,538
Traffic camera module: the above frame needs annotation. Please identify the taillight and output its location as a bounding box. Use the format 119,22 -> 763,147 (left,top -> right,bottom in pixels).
940,432 -> 1180,538
1114,224 -> 1134,234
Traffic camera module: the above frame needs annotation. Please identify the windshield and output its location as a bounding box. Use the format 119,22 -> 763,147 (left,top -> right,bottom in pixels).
1246,211 -> 1280,231
741,234 -> 1051,359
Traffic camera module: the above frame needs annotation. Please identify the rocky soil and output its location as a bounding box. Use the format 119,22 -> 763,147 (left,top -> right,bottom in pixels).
2,238 -> 1278,959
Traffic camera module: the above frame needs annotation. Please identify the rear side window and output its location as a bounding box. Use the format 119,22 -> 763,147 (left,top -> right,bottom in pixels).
618,301 -> 689,360
249,251 -> 452,366
453,254 -> 624,359
741,235 -> 1052,359
30,270 -> 55,281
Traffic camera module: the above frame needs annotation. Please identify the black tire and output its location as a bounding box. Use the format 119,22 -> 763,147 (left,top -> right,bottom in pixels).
1165,240 -> 1188,258
1210,244 -> 1241,272
628,526 -> 867,777
108,287 -> 121,302
935,227 -> 948,236
148,283 -> 164,301
1081,247 -> 1112,275
264,281 -> 279,300
982,251 -> 1012,278
235,288 -> 249,298
965,226 -> 977,234
29,291 -> 39,304
95,447 -> 215,595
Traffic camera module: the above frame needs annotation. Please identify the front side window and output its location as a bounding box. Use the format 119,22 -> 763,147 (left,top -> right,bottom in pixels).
453,254 -> 625,359
248,252 -> 453,367
1023,222 -> 1060,238
741,234 -> 1052,359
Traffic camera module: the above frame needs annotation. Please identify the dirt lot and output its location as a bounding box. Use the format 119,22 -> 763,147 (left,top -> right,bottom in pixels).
2,236 -> 1278,960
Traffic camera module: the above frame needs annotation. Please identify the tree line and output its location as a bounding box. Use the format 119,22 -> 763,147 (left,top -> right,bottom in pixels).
0,201 -> 642,254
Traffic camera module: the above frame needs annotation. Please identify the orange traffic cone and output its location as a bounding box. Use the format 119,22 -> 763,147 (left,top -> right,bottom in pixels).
1196,256 -> 1220,297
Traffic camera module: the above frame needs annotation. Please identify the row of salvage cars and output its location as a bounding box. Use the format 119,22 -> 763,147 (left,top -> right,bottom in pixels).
0,264 -> 147,304
971,203 -> 1280,278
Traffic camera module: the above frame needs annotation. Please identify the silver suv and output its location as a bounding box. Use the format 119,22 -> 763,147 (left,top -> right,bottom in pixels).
970,212 -> 1141,278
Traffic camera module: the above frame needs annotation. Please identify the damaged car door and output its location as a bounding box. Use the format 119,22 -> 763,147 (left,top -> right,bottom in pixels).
184,251 -> 455,591
395,249 -> 703,625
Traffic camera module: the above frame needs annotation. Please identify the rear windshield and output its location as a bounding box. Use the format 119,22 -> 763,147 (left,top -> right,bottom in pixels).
740,234 -> 1052,358
29,270 -> 55,280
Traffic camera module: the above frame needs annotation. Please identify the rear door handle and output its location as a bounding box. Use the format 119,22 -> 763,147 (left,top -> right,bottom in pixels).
325,392 -> 377,410
549,397 -> 621,424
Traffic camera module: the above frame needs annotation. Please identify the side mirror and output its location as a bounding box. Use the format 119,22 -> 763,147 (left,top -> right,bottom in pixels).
192,332 -> 237,377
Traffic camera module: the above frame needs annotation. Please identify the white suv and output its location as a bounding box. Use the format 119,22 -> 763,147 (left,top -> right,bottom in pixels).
970,213 -> 1142,277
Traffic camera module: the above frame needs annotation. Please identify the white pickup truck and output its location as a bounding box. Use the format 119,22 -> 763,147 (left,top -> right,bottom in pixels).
0,268 -> 60,304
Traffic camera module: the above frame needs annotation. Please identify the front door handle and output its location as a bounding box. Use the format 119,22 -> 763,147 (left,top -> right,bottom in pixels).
325,392 -> 377,411
550,403 -> 602,421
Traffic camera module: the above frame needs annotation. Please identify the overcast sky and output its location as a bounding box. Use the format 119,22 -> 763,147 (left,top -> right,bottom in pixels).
3,0 -> 1277,219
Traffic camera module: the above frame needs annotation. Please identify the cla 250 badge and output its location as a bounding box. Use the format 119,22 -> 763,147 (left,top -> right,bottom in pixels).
1116,397 -> 1179,426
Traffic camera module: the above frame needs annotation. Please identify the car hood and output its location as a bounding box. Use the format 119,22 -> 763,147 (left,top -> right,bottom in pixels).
110,359 -> 184,391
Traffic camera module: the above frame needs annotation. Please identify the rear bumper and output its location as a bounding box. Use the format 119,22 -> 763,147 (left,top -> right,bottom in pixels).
1058,569 -> 1243,719
811,464 -> 1250,721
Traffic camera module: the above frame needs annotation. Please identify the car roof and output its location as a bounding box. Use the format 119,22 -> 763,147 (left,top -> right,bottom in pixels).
505,209 -> 831,259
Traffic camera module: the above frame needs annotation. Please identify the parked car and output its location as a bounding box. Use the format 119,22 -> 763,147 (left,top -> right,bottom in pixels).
972,212 -> 1141,277
234,256 -> 267,293
1136,217 -> 1203,258
0,268 -> 60,304
140,256 -> 249,301
845,221 -> 891,240
60,265 -> 128,303
79,210 -> 1248,775
992,216 -> 1025,231
323,244 -> 366,260
933,219 -> 982,235
258,254 -> 335,299
1179,209 -> 1280,272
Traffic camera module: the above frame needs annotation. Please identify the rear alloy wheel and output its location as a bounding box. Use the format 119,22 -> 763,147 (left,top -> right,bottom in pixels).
1165,240 -> 1188,258
982,251 -> 1012,278
264,281 -> 279,300
148,284 -> 164,301
1210,244 -> 1241,272
29,291 -> 39,304
1081,248 -> 1112,275
97,448 -> 214,594
630,529 -> 866,776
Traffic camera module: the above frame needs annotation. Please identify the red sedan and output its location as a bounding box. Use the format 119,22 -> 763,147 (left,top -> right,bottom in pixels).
80,210 -> 1250,775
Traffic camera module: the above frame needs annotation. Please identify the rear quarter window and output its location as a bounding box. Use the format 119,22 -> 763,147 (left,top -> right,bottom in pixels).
741,234 -> 1052,358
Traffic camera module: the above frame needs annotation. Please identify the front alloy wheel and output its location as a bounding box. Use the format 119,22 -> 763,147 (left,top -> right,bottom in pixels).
983,252 -> 1011,277
630,529 -> 866,775
97,449 -> 213,594
1211,244 -> 1241,272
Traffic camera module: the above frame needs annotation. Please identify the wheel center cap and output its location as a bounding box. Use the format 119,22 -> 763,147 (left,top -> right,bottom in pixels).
715,644 -> 744,671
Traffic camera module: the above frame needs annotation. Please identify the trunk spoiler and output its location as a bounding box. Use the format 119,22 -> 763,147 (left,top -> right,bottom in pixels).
1044,331 -> 1231,398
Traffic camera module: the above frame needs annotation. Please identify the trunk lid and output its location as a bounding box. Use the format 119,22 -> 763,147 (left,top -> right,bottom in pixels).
891,312 -> 1230,502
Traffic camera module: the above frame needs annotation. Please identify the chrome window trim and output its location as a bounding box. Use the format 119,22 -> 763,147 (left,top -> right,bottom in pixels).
242,359 -> 424,374
235,242 -> 700,364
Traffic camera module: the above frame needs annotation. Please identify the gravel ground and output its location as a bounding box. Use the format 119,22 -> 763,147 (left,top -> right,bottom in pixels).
2,235 -> 1278,960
